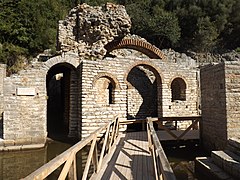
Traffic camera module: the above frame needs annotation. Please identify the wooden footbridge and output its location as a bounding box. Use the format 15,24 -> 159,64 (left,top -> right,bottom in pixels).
23,116 -> 200,180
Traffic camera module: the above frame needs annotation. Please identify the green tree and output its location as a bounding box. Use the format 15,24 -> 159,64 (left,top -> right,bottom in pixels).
126,1 -> 180,48
194,17 -> 218,52
221,0 -> 240,50
0,0 -> 70,74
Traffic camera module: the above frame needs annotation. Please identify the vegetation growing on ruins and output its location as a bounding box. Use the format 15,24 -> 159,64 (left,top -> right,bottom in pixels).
0,0 -> 240,73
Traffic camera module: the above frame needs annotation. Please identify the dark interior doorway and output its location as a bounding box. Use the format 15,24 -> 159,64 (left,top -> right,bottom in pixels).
46,63 -> 72,139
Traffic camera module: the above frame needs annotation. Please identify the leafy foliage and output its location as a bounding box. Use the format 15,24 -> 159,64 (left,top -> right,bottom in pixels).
0,0 -> 70,74
0,0 -> 240,74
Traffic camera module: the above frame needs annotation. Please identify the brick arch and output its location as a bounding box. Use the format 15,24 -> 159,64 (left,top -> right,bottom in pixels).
44,55 -> 79,71
46,56 -> 79,138
92,72 -> 120,90
124,61 -> 163,119
124,61 -> 163,85
170,77 -> 187,101
168,76 -> 188,89
105,39 -> 166,60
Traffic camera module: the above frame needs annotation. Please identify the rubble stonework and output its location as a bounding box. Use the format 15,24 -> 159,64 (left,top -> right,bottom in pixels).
0,3 -> 238,152
0,3 -> 200,150
58,3 -> 131,59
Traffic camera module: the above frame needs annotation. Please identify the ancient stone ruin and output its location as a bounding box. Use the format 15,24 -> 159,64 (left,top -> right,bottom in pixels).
0,3 -> 239,167
58,3 -> 131,59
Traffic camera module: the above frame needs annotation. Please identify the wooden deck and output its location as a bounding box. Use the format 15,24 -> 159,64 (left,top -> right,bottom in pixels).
157,130 -> 199,141
23,118 -> 177,180
91,131 -> 155,180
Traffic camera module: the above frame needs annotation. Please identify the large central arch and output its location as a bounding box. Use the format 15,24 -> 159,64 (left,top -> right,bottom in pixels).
125,62 -> 162,130
105,39 -> 166,59
125,62 -> 162,117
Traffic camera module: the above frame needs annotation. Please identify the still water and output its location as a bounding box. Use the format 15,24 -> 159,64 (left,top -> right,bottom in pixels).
0,139 -> 74,180
0,139 -> 208,180
163,143 -> 209,180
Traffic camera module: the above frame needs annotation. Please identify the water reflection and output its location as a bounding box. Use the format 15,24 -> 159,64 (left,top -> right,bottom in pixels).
0,139 -> 209,179
0,140 -> 73,180
163,143 -> 209,180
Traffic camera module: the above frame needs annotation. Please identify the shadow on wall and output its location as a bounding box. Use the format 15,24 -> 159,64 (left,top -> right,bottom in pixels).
127,66 -> 158,131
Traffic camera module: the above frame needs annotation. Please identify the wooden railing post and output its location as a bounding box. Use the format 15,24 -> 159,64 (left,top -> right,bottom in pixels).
82,136 -> 97,180
97,123 -> 111,172
147,117 -> 176,180
58,152 -> 76,180
23,118 -> 117,180
68,156 -> 77,180
113,118 -> 119,141
108,117 -> 117,150
92,141 -> 98,173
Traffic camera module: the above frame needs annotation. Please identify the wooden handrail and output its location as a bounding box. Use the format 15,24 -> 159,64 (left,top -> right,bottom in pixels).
23,116 -> 120,180
147,117 -> 176,180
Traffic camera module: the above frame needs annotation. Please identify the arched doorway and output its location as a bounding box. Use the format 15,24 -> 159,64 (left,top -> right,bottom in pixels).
46,63 -> 76,138
126,64 -> 162,130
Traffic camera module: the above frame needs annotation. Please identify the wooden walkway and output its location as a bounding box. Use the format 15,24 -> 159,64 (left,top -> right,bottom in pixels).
157,130 -> 199,141
24,118 -> 177,180
91,131 -> 155,180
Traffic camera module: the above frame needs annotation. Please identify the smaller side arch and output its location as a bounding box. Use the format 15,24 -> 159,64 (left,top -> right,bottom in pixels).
170,77 -> 187,101
168,76 -> 188,89
92,73 -> 120,105
92,72 -> 120,90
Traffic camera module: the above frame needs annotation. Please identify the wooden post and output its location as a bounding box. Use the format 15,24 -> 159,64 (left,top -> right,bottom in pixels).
58,152 -> 75,180
92,141 -> 98,172
97,124 -> 110,172
177,119 -> 199,140
68,156 -> 77,180
82,136 -> 97,180
109,119 -> 117,150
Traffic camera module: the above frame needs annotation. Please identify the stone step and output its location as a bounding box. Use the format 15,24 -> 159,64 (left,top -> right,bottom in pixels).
195,157 -> 234,180
227,138 -> 240,156
211,150 -> 240,179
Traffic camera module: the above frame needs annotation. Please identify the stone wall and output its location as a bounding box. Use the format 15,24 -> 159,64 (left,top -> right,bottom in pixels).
225,61 -> 240,140
201,61 -> 240,151
3,61 -> 47,146
0,53 -> 80,149
200,63 -> 227,151
0,64 -> 6,116
0,64 -> 6,138
0,50 -> 200,147
80,56 -> 200,137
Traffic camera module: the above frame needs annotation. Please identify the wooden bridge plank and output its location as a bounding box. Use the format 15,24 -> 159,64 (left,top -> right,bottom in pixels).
114,136 -> 131,179
137,132 -> 143,180
90,131 -> 155,180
